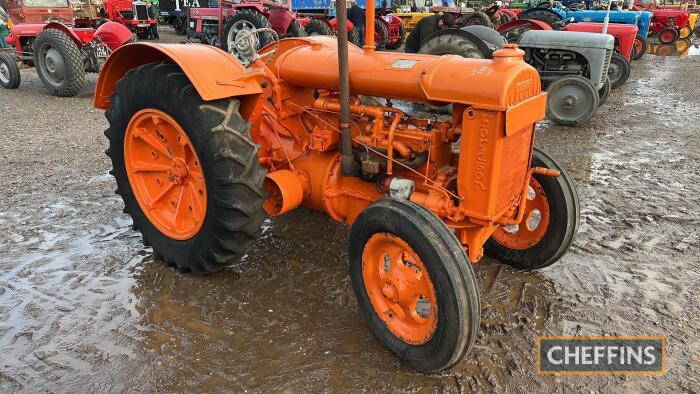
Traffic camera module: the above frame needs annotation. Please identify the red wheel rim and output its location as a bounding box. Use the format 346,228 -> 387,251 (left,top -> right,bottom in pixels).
124,109 -> 207,240
362,233 -> 438,345
634,38 -> 644,56
491,178 -> 551,250
660,29 -> 676,43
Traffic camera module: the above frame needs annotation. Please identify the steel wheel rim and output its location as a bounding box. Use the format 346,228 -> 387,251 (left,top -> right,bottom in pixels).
607,61 -> 621,83
548,81 -> 594,121
491,178 -> 551,250
0,63 -> 9,84
660,29 -> 676,43
124,109 -> 207,240
362,233 -> 438,345
40,46 -> 66,87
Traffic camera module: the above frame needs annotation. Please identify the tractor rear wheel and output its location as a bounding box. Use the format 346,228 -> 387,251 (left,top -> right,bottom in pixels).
598,76 -> 611,107
545,75 -> 599,126
0,52 -> 20,89
607,53 -> 630,89
374,19 -> 389,49
221,9 -> 274,61
104,62 -> 267,274
306,18 -> 334,36
679,23 -> 691,39
632,34 -> 647,60
466,11 -> 494,28
522,8 -> 564,30
659,27 -> 678,44
33,28 -> 86,97
348,26 -> 361,46
418,32 -> 487,57
285,19 -> 307,38
348,199 -> 480,373
486,148 -> 579,270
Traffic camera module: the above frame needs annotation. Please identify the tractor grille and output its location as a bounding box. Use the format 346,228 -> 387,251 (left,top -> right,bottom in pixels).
600,48 -> 613,89
134,4 -> 149,20
121,10 -> 134,20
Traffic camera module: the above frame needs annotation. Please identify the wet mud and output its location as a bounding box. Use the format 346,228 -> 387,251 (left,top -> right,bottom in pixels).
0,33 -> 699,392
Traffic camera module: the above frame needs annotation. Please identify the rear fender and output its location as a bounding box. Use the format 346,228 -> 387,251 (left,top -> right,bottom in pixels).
421,28 -> 495,57
93,43 -> 263,114
497,18 -> 553,34
43,22 -> 85,48
267,8 -> 295,34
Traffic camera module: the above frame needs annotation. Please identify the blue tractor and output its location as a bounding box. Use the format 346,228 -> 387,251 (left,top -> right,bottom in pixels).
521,7 -> 652,59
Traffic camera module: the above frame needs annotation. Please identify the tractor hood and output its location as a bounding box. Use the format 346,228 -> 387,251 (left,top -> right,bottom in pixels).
518,30 -> 614,51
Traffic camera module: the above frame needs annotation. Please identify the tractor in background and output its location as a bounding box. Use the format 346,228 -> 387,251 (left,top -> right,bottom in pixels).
633,0 -> 694,39
72,0 -> 157,39
186,0 -> 305,61
0,20 -> 132,95
291,0 -> 404,49
91,0 -> 578,374
1,0 -> 73,25
419,24 -> 615,125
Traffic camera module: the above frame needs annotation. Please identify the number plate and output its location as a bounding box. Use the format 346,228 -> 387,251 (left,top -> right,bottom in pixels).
95,45 -> 109,58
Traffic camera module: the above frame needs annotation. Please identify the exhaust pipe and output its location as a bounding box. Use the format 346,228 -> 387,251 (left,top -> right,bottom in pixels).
335,0 -> 356,176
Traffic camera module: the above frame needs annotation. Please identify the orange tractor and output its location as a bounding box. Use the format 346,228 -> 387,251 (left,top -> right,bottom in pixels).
94,0 -> 579,372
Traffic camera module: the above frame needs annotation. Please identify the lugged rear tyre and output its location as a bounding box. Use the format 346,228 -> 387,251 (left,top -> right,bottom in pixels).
105,61 -> 268,274
374,18 -> 389,49
385,23 -> 405,49
305,18 -> 334,36
33,28 -> 86,97
285,19 -> 307,38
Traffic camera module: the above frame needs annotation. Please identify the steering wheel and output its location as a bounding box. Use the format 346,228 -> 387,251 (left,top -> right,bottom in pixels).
229,27 -> 280,67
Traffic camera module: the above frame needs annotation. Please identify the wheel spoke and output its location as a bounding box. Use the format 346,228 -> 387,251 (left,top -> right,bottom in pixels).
132,161 -> 170,173
135,128 -> 173,159
173,186 -> 188,232
149,181 -> 175,208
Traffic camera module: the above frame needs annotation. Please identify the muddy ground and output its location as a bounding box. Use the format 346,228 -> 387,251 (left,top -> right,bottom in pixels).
0,31 -> 699,392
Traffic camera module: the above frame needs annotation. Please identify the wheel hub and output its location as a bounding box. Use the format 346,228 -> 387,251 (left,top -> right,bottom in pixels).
43,47 -> 66,85
0,63 -> 9,84
362,233 -> 438,345
124,109 -> 207,240
491,178 -> 551,249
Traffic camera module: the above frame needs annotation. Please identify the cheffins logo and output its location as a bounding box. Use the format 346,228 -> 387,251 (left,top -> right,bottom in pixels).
537,336 -> 666,375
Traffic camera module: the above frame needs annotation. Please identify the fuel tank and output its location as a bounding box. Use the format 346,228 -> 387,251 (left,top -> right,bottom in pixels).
270,36 -> 543,110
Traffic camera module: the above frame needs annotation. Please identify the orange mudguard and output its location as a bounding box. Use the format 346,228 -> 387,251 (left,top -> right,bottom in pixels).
93,43 -> 263,109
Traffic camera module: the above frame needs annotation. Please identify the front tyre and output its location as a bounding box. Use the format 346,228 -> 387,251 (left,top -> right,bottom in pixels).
545,75 -> 599,126
486,148 -> 580,270
0,52 -> 21,89
348,199 -> 480,373
607,52 -> 631,89
598,76 -> 611,106
632,34 -> 647,60
105,62 -> 268,274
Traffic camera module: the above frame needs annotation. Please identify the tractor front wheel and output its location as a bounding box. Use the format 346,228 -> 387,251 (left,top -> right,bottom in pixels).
33,28 -> 86,97
659,27 -> 678,44
632,34 -> 647,60
348,199 -> 480,373
0,52 -> 21,89
486,148 -> 579,270
607,52 -> 631,89
598,76 -> 611,107
105,62 -> 267,274
545,75 -> 599,126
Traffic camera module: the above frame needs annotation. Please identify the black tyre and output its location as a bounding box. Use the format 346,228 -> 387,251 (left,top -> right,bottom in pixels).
33,28 -> 86,97
0,52 -> 21,89
285,19 -> 307,37
545,75 -> 599,126
305,18 -> 334,36
384,23 -> 405,49
607,52 -> 630,89
348,25 -> 361,46
466,11 -> 494,28
105,62 -> 267,274
632,34 -> 647,60
137,28 -> 149,39
174,16 -> 186,35
418,33 -> 487,58
374,19 -> 389,49
485,148 -> 579,270
598,76 -> 611,107
521,8 -> 564,30
348,199 -> 480,373
221,9 -> 274,60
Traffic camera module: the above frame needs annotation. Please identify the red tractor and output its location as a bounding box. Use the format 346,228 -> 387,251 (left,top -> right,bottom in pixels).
0,20 -> 132,95
297,12 -> 404,49
1,0 -> 73,25
72,0 -> 158,39
633,0 -> 692,42
186,0 -> 306,60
